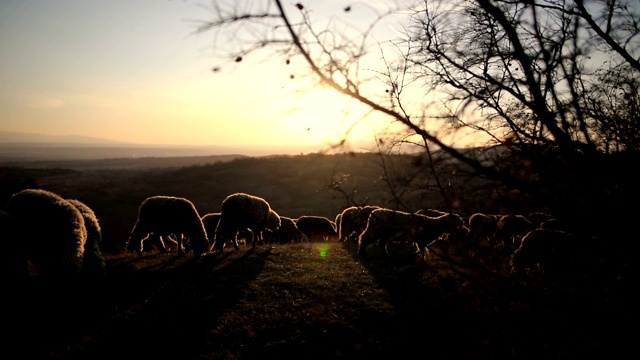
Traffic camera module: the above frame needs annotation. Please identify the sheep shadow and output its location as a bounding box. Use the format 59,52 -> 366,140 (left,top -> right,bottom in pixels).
9,246 -> 273,360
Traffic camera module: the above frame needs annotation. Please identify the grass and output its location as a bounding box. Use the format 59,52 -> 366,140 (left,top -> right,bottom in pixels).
5,238 -> 631,360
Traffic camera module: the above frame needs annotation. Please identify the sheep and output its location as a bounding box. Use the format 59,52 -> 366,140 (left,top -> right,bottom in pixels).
357,208 -> 465,258
527,211 -> 554,228
337,206 -> 360,242
539,218 -> 572,232
465,212 -> 501,248
295,215 -> 337,242
211,192 -> 281,252
509,228 -> 599,278
143,233 -> 181,253
264,216 -> 309,244
338,205 -> 381,243
201,212 -> 222,240
415,208 -> 448,217
5,189 -> 87,280
495,214 -> 534,249
127,195 -> 210,257
334,212 -> 342,238
65,199 -> 106,278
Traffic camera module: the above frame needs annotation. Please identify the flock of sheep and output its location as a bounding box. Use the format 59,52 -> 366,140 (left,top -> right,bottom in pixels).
1,188 -> 613,283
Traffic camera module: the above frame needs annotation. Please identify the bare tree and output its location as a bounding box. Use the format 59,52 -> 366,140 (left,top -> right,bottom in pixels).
195,0 -> 639,237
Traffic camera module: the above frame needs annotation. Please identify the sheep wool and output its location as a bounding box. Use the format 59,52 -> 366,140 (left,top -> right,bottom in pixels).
128,195 -> 210,257
66,198 -> 106,277
212,192 -> 281,251
357,208 -> 465,258
6,189 -> 87,279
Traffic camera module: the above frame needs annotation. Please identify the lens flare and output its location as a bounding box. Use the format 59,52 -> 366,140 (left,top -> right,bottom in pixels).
317,244 -> 330,257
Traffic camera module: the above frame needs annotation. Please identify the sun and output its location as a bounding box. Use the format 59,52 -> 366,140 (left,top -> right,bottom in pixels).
280,85 -> 376,145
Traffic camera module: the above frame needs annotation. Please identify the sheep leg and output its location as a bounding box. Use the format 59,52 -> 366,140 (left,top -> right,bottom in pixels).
357,233 -> 373,256
380,239 -> 391,257
128,224 -> 149,256
176,234 -> 186,257
415,239 -> 428,257
231,236 -> 241,251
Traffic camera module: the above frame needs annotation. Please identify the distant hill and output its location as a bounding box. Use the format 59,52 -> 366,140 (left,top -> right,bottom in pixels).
0,131 -> 124,145
0,131 -> 335,162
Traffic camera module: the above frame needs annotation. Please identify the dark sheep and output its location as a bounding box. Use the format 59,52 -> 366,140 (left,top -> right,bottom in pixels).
5,189 -> 87,280
509,228 -> 598,277
66,199 -> 106,278
415,208 -> 448,217
334,212 -> 342,238
495,214 -> 534,248
211,192 -> 281,252
127,195 -> 210,257
465,212 -> 501,247
295,215 -> 337,242
338,205 -> 381,243
264,216 -> 309,244
337,206 -> 360,242
201,212 -> 222,240
357,208 -> 465,258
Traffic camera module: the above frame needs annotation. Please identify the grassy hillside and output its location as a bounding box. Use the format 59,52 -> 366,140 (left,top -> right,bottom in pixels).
1,152 -> 632,359
6,240 -> 631,360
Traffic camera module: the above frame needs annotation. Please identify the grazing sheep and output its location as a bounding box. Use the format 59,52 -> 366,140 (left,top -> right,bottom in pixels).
539,218 -> 572,232
334,212 -> 342,237
495,214 -> 534,248
139,232 -> 180,254
127,195 -> 210,257
338,205 -> 381,243
510,228 -> 596,277
295,215 -> 337,242
337,206 -> 361,242
465,213 -> 501,247
201,212 -> 222,240
203,211 -> 258,247
5,189 -> 87,280
527,212 -> 554,228
211,193 -> 281,252
415,208 -> 448,217
357,208 -> 465,258
66,199 -> 106,278
264,216 -> 309,244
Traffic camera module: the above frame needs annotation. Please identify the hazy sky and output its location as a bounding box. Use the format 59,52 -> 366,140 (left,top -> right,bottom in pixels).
0,0 -> 388,151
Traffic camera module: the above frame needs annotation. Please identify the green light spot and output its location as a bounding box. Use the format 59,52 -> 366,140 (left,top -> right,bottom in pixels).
317,244 -> 330,257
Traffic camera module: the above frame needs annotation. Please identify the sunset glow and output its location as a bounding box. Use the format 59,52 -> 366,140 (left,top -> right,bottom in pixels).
0,1 -> 387,153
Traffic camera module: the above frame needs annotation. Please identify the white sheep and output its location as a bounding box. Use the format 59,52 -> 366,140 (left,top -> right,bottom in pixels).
357,208 -> 465,258
66,198 -> 106,278
127,195 -> 210,257
211,192 -> 281,252
5,188 -> 87,280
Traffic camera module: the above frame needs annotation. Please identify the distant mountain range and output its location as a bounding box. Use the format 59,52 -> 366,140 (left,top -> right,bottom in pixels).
0,131 -> 348,162
0,131 -> 126,145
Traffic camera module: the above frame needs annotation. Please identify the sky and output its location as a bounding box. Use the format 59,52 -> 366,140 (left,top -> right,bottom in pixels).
0,0 -> 391,153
